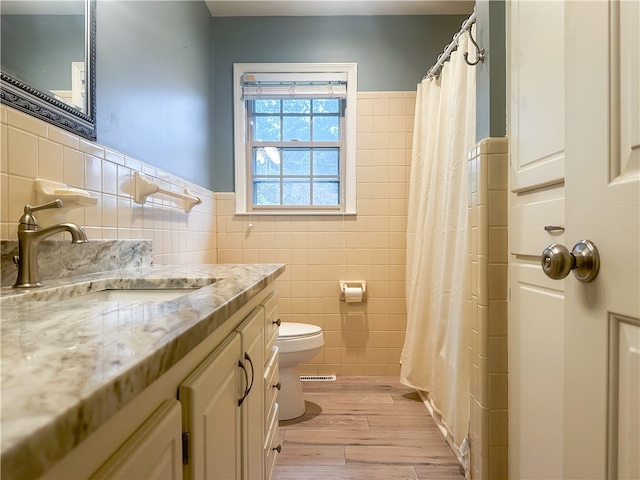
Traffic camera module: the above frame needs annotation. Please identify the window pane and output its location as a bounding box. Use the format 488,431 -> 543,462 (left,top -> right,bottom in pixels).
313,181 -> 339,205
283,99 -> 311,114
254,116 -> 281,141
254,147 -> 281,175
254,100 -> 280,114
312,99 -> 340,113
283,179 -> 310,205
283,116 -> 310,141
313,149 -> 339,175
312,116 -> 340,141
254,179 -> 280,205
282,149 -> 310,175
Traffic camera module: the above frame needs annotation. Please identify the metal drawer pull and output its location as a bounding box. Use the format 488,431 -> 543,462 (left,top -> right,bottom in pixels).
238,360 -> 249,406
245,353 -> 255,396
544,225 -> 565,232
273,318 -> 281,327
238,353 -> 255,406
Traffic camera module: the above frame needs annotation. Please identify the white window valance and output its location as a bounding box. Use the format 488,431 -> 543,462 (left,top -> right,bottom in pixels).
242,72 -> 348,99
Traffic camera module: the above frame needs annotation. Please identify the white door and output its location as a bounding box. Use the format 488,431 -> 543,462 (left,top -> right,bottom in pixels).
508,1 -> 640,479
563,2 -> 640,478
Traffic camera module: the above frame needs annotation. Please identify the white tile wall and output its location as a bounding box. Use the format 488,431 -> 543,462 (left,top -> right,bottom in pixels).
468,136 -> 509,480
216,91 -> 416,376
0,105 -> 217,266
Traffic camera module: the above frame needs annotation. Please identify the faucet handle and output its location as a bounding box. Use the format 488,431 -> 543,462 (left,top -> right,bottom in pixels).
25,199 -> 64,214
19,199 -> 63,228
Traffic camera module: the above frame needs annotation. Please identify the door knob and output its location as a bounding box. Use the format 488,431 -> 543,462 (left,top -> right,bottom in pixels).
541,239 -> 600,283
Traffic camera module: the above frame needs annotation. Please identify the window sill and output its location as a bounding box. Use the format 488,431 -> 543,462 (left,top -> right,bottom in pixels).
233,210 -> 357,216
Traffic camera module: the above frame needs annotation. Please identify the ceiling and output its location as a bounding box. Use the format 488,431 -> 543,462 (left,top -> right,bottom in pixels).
205,0 -> 475,17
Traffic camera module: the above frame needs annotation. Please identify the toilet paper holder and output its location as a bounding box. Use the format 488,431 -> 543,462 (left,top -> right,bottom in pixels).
339,281 -> 366,301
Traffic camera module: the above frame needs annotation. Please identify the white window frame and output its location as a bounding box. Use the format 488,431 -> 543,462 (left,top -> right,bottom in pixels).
233,62 -> 357,215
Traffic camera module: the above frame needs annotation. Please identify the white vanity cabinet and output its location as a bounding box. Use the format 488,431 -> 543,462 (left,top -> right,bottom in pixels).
179,306 -> 265,480
90,399 -> 183,480
261,291 -> 281,480
39,286 -> 280,480
180,296 -> 280,480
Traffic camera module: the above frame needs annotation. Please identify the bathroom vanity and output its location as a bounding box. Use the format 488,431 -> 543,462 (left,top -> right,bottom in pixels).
0,263 -> 284,480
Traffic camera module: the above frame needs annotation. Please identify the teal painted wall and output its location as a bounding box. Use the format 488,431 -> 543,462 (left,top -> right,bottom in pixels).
211,15 -> 470,192
96,1 -> 213,189
2,4 -> 505,192
475,0 -> 506,140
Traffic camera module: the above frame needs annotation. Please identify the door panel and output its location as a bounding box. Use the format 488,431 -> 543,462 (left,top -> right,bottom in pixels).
615,1 -> 640,178
610,316 -> 640,480
508,0 -> 565,192
509,263 -> 564,479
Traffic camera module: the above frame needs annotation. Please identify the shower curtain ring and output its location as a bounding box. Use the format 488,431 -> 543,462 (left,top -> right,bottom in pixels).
463,28 -> 485,66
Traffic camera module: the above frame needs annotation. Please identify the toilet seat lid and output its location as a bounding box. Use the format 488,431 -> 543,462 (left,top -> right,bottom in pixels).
278,322 -> 322,338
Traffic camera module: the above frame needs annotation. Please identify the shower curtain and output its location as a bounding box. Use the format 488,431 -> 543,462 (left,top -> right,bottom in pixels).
400,28 -> 476,462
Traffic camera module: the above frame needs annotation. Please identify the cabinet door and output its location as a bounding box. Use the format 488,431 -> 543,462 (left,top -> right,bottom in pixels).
237,308 -> 264,480
180,333 -> 242,480
90,399 -> 183,480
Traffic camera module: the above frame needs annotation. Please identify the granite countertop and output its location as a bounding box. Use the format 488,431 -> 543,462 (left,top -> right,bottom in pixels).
0,263 -> 285,479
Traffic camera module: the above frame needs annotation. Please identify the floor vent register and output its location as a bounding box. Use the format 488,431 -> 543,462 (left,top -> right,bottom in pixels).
300,375 -> 337,382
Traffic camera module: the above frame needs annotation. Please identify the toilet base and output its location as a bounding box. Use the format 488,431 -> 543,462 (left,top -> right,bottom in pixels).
278,364 -> 306,420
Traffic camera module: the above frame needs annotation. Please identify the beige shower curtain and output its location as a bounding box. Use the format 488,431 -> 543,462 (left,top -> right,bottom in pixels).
400,29 -> 476,462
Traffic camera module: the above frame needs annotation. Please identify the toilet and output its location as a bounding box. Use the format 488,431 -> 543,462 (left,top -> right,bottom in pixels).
276,322 -> 324,420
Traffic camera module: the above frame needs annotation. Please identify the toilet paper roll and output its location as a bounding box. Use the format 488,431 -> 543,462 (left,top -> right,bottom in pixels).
344,286 -> 363,303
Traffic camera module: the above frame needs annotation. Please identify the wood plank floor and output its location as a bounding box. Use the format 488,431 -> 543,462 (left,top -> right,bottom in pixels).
273,376 -> 465,480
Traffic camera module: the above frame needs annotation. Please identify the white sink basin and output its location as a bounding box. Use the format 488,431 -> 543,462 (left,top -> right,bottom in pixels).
1,277 -> 216,307
76,288 -> 198,302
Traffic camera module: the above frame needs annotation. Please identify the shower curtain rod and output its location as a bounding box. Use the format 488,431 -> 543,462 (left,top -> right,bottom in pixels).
424,11 -> 480,80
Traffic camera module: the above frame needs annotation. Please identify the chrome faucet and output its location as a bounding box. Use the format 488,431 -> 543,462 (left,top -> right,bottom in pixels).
12,199 -> 88,288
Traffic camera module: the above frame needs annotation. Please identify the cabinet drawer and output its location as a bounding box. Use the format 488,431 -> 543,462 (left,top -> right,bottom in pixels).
265,326 -> 278,358
264,346 -> 279,429
263,291 -> 280,354
264,403 -> 280,480
264,397 -> 278,449
510,193 -> 565,257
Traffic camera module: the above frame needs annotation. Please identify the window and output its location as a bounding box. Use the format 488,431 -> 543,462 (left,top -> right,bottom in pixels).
233,63 -> 357,214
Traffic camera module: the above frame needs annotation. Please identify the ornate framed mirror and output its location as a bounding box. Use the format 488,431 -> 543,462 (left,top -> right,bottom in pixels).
0,0 -> 96,140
